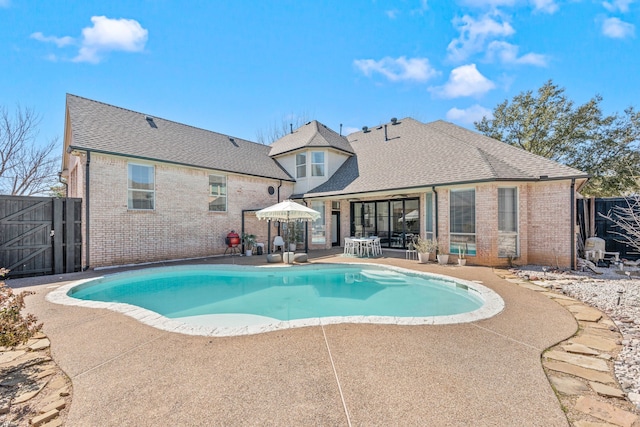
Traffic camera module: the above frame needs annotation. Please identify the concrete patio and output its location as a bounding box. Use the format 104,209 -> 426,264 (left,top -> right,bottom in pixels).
8,250 -> 581,426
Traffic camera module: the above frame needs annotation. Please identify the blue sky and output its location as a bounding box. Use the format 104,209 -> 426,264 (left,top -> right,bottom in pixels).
1,0 -> 639,148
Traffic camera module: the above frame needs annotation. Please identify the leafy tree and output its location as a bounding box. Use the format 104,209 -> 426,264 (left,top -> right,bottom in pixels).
49,183 -> 67,198
0,105 -> 59,196
475,80 -> 640,197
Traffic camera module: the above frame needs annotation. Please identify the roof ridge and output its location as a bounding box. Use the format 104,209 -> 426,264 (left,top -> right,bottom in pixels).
66,93 -> 265,147
481,150 -> 534,179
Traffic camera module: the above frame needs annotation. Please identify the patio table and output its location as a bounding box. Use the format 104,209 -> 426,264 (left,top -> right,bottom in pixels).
352,237 -> 375,257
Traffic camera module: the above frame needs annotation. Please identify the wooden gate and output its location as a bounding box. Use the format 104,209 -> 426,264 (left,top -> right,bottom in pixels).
0,196 -> 82,278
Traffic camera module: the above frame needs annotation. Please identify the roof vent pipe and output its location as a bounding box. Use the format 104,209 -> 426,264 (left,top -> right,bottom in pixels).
384,124 -> 388,141
391,117 -> 398,125
290,123 -> 293,134
339,123 -> 343,136
362,126 -> 369,133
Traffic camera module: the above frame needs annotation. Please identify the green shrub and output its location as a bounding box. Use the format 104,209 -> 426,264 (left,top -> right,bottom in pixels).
0,268 -> 43,348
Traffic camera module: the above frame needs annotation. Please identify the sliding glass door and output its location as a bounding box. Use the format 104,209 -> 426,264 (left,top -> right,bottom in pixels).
350,198 -> 419,249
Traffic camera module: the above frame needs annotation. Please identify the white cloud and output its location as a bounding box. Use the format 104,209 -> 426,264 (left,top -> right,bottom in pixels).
603,0 -> 634,13
530,0 -> 559,13
458,0 -> 559,12
354,56 -> 439,82
30,32 -> 75,48
602,17 -> 635,38
74,16 -> 148,63
385,9 -> 399,19
411,0 -> 429,15
447,14 -> 515,61
430,64 -> 496,98
458,0 -> 517,7
486,41 -> 548,66
31,16 -> 148,64
446,104 -> 494,124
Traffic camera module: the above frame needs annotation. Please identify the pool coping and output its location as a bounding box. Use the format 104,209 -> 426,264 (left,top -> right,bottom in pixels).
46,262 -> 505,337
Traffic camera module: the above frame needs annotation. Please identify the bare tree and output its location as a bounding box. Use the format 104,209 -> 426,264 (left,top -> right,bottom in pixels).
255,111 -> 312,145
0,105 -> 59,196
599,196 -> 640,253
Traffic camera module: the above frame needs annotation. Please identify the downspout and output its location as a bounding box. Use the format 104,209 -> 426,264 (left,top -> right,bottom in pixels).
84,151 -> 91,270
277,180 -> 282,202
241,210 -> 246,254
570,179 -> 576,270
302,199 -> 309,253
277,180 -> 282,238
57,172 -> 68,196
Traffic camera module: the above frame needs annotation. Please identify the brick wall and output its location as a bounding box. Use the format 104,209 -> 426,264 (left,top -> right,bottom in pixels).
437,181 -> 573,268
87,153 -> 293,267
524,181 -> 573,268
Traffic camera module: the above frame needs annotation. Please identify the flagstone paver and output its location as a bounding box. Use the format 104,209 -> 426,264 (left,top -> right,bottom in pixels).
0,332 -> 72,426
542,291 -> 577,300
0,350 -> 26,364
590,382 -> 627,399
571,335 -> 620,353
545,360 -> 617,384
573,420 -> 621,427
568,306 -> 604,322
564,343 -> 602,356
575,396 -> 639,427
545,350 -> 610,372
549,375 -> 591,395
499,269 -> 640,427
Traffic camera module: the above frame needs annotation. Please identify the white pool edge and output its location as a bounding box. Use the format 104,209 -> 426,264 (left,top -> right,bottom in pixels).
46,263 -> 505,337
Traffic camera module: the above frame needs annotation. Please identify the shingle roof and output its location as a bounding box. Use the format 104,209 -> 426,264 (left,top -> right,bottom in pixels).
268,120 -> 354,157
302,118 -> 588,197
65,94 -> 293,181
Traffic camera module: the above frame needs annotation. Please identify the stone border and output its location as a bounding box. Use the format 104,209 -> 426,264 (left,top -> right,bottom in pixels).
0,332 -> 72,426
46,263 -> 505,337
495,269 -> 640,427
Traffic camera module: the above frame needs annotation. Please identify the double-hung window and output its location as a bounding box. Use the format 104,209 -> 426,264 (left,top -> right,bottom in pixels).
128,163 -> 155,210
498,187 -> 518,257
209,174 -> 227,212
311,151 -> 325,177
296,153 -> 306,178
450,189 -> 476,256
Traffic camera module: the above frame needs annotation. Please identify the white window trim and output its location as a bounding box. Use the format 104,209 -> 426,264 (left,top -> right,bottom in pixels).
127,162 -> 155,211
311,151 -> 325,177
209,174 -> 227,212
425,192 -> 434,240
498,187 -> 519,257
296,153 -> 307,179
449,188 -> 476,255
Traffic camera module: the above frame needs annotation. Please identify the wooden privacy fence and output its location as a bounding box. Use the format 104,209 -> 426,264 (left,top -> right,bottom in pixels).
577,197 -> 639,261
0,195 -> 82,278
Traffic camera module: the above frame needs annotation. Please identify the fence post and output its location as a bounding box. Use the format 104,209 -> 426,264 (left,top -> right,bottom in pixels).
65,198 -> 76,273
53,198 -> 64,274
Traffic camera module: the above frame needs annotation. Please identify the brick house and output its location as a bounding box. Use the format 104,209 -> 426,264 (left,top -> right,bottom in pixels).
61,94 -> 589,269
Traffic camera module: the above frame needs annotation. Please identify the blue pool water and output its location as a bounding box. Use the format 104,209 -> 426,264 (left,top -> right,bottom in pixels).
68,264 -> 484,321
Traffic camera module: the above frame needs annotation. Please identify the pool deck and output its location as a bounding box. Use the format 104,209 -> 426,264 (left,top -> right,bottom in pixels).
9,249 -> 579,426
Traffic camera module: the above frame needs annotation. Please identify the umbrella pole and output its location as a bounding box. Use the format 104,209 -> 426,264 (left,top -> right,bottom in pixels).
289,214 -> 295,264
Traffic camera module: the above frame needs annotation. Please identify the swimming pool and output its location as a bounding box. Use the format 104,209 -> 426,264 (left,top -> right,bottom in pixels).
47,264 -> 504,336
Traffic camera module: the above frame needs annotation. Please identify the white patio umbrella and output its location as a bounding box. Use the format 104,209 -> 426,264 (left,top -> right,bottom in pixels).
398,209 -> 419,222
256,200 -> 321,255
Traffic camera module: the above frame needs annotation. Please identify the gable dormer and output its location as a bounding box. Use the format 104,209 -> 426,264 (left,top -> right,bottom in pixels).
269,120 -> 354,194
